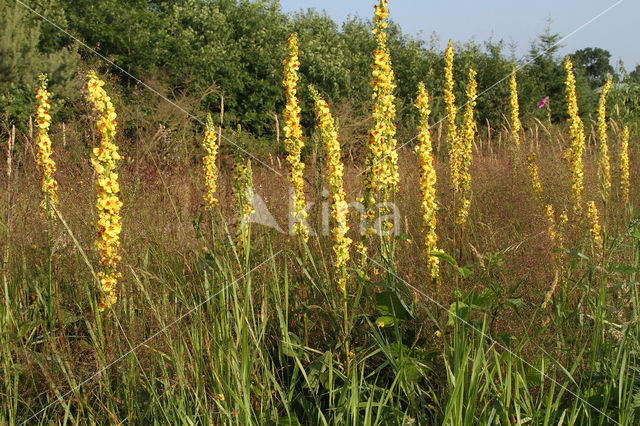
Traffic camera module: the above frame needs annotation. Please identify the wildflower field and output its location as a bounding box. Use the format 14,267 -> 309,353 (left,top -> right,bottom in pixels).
2,0 -> 640,424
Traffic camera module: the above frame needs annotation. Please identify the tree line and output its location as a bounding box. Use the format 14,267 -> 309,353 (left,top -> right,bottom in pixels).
2,0 -> 639,144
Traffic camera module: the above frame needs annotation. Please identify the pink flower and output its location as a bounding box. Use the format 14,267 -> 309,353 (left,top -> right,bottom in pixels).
537,97 -> 548,109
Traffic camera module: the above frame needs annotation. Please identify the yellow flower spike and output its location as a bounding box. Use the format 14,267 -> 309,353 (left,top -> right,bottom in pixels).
545,204 -> 565,270
233,159 -> 255,258
86,71 -> 122,312
527,153 -> 544,202
311,87 -> 352,290
444,40 -> 460,193
587,201 -> 603,254
510,69 -> 521,151
202,113 -> 219,209
34,73 -> 59,215
597,77 -> 612,201
363,0 -> 399,234
283,33 -> 309,242
620,126 -> 630,205
457,68 -> 477,226
564,57 -> 585,217
414,82 -> 440,286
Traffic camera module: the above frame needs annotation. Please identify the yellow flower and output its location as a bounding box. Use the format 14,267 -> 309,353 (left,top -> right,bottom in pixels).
564,57 -> 585,216
283,33 -> 308,242
86,71 -> 122,312
457,68 -> 477,226
510,69 -> 521,150
545,204 -> 565,269
362,0 -> 399,234
414,82 -> 440,285
311,88 -> 352,291
527,153 -> 543,202
233,159 -> 255,257
597,77 -> 612,201
34,73 -> 59,215
587,201 -> 603,254
444,40 -> 460,193
202,113 -> 219,209
620,126 -> 630,205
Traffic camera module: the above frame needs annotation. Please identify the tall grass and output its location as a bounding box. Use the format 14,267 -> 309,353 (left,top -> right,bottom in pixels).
1,4 -> 640,426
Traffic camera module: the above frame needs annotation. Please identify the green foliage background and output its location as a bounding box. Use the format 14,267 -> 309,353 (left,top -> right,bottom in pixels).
2,0 -> 640,138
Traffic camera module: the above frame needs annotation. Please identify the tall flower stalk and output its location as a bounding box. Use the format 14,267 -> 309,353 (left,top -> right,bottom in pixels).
35,73 -> 63,340
543,204 -> 566,306
527,153 -> 544,202
444,39 -> 460,195
202,113 -> 219,210
620,125 -> 630,206
597,77 -> 612,204
414,82 -> 440,287
509,69 -> 521,163
457,68 -> 477,228
282,33 -> 308,242
232,159 -> 254,259
587,200 -> 603,255
311,87 -> 353,372
564,57 -> 586,217
86,71 -> 122,312
35,73 -> 59,216
362,0 -> 399,244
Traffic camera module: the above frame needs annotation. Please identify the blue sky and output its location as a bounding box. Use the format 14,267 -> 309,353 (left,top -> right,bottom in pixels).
278,0 -> 638,70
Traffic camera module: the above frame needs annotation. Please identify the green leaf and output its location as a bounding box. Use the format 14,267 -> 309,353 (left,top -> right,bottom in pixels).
395,232 -> 412,242
375,316 -> 397,327
375,290 -> 413,321
432,251 -> 458,267
457,266 -> 474,278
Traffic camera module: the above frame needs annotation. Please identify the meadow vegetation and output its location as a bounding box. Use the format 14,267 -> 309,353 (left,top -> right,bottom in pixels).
2,0 -> 640,424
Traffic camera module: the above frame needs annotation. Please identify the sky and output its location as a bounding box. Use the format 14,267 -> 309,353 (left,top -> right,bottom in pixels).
278,0 -> 638,71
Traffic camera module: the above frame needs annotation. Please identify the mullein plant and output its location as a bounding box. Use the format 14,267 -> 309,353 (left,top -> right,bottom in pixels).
360,0 -> 399,262
35,73 -> 63,337
202,113 -> 220,210
35,73 -> 59,216
414,82 -> 440,287
620,126 -> 630,206
527,153 -> 544,203
597,78 -> 612,200
282,33 -> 308,242
444,39 -> 460,197
311,87 -> 353,371
564,57 -> 586,217
444,39 -> 463,254
86,71 -> 122,312
232,159 -> 255,260
509,69 -> 521,162
587,200 -> 603,256
542,204 -> 566,308
457,68 -> 477,229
